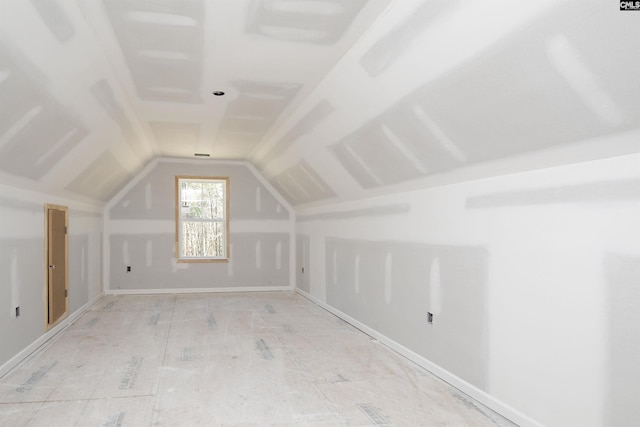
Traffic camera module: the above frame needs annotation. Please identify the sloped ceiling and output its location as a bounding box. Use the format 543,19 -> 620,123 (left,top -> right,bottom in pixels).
0,0 -> 638,206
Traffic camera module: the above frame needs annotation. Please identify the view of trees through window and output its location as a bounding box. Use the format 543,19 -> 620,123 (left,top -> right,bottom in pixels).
177,177 -> 227,259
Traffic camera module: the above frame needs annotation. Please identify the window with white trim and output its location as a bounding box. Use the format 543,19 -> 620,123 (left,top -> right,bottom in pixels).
175,176 -> 229,262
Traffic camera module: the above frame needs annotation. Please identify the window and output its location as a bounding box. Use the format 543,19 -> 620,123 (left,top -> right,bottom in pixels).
175,176 -> 229,262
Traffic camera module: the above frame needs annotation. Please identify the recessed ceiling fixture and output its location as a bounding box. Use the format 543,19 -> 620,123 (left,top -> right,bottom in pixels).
212,91 -> 225,96
194,153 -> 210,157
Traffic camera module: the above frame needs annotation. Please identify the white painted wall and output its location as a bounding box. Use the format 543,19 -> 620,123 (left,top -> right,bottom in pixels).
295,152 -> 640,427
0,184 -> 103,371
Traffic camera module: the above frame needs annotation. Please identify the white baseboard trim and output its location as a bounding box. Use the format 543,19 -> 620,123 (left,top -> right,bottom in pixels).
106,286 -> 293,295
295,288 -> 543,427
0,292 -> 104,380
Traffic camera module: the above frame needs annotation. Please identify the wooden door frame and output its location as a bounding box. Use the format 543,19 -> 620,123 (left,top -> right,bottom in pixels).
44,203 -> 69,331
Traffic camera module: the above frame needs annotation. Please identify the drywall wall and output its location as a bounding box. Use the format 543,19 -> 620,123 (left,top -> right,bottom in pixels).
296,152 -> 640,427
0,185 -> 103,370
605,252 -> 640,426
105,159 -> 293,291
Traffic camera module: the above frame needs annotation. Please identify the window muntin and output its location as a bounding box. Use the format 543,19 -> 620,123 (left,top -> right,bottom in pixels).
176,176 -> 229,262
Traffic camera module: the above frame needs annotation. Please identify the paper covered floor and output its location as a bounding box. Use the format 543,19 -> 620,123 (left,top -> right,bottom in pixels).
0,292 -> 513,426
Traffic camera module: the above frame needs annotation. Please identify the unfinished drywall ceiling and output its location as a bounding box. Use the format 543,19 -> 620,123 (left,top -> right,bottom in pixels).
85,0 -> 391,162
1,0 -> 638,205
253,0 -> 640,206
0,0 -> 392,202
0,0 -> 153,202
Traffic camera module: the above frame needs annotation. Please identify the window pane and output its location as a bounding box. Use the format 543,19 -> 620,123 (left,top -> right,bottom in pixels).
181,181 -> 203,219
180,180 -> 224,220
201,181 -> 225,219
182,221 -> 204,257
181,221 -> 225,258
202,221 -> 225,257
177,176 -> 228,261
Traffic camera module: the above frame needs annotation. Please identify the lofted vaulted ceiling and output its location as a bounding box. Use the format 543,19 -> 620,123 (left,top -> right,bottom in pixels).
0,0 -> 639,206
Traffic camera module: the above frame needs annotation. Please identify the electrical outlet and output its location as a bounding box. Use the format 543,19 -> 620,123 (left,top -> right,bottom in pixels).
126,266 -> 131,272
15,306 -> 20,317
427,312 -> 434,324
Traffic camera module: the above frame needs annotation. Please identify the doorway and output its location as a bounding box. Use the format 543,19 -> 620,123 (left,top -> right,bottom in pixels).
45,204 -> 68,328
